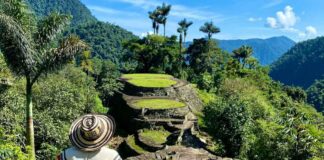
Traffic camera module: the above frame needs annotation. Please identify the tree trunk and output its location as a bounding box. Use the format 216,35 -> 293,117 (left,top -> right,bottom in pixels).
184,34 -> 186,51
179,34 -> 183,55
26,77 -> 35,159
163,23 -> 166,37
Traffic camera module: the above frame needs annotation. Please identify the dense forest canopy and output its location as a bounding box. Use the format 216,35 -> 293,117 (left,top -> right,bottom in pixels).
0,0 -> 323,160
66,21 -> 137,64
270,37 -> 324,88
25,0 -> 96,25
27,0 -> 137,64
307,79 -> 324,113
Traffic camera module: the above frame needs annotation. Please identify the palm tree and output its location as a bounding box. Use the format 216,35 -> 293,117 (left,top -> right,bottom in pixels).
199,21 -> 220,40
177,27 -> 184,54
0,0 -> 87,159
157,3 -> 171,37
232,45 -> 253,68
148,10 -> 159,34
178,18 -> 193,46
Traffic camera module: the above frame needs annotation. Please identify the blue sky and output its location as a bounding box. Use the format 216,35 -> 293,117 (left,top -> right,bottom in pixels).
80,0 -> 323,42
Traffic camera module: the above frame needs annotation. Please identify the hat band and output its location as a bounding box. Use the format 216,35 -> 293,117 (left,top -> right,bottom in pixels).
81,127 -> 102,141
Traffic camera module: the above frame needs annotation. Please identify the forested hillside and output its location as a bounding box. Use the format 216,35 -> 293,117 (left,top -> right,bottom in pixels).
0,1 -> 323,160
66,21 -> 137,64
270,37 -> 324,88
26,0 -> 137,63
186,36 -> 295,65
26,0 -> 96,25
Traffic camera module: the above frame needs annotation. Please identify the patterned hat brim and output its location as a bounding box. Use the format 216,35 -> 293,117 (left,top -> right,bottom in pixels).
69,114 -> 115,151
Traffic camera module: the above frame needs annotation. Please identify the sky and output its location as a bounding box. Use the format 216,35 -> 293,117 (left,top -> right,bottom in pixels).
80,0 -> 324,42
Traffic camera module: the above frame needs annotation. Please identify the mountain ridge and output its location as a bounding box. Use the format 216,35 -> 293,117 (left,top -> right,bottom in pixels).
26,0 -> 137,62
186,36 -> 295,65
270,36 -> 324,88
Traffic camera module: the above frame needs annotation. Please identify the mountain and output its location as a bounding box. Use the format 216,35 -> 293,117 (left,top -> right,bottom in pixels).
26,0 -> 137,62
66,21 -> 136,62
218,36 -> 295,65
26,0 -> 97,25
186,36 -> 295,65
270,37 -> 324,88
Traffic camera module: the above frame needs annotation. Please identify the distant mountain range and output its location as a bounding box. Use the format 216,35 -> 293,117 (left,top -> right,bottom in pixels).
186,36 -> 295,65
270,36 -> 324,88
26,0 -> 295,66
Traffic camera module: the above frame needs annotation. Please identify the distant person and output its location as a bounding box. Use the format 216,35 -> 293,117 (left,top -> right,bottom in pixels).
57,114 -> 122,160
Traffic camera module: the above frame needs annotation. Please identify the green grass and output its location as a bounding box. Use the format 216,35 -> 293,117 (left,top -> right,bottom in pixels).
122,73 -> 173,79
131,99 -> 186,110
126,135 -> 148,154
121,73 -> 177,88
139,129 -> 171,144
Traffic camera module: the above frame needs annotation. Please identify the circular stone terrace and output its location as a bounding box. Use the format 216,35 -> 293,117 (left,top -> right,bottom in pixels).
130,98 -> 186,110
120,73 -> 179,88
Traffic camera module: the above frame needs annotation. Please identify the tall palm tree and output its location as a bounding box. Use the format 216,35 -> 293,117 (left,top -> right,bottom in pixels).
177,27 -> 184,54
148,10 -> 159,34
199,21 -> 220,40
178,18 -> 193,45
157,3 -> 171,37
0,0 -> 87,159
232,45 -> 253,68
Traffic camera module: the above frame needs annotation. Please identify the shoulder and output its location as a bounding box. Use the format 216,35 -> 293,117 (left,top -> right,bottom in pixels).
58,147 -> 86,160
99,147 -> 122,160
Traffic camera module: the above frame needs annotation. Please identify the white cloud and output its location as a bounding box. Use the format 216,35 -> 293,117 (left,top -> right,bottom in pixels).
266,5 -> 297,30
140,31 -> 154,38
306,26 -> 317,35
112,0 -> 222,21
266,17 -> 277,28
265,5 -> 319,39
248,17 -> 262,22
116,0 -> 159,10
263,0 -> 283,8
296,26 -> 317,38
276,6 -> 297,29
88,6 -> 134,16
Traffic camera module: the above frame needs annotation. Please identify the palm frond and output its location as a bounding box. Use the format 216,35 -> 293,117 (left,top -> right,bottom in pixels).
0,0 -> 36,33
34,12 -> 72,49
38,35 -> 87,75
0,13 -> 36,75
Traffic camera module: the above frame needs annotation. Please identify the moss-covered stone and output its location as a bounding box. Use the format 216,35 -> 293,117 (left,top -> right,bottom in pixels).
130,98 -> 186,110
125,135 -> 149,154
121,73 -> 177,88
137,129 -> 170,150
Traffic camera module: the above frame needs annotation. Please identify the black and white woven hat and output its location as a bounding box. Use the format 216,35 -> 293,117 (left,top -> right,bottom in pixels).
69,114 -> 115,151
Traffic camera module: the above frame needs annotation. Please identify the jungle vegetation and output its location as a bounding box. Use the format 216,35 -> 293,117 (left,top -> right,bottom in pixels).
0,0 -> 323,160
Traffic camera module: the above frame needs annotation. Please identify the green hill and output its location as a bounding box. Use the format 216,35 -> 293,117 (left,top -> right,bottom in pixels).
186,36 -> 295,65
26,0 -> 137,62
270,37 -> 324,88
26,0 -> 96,25
66,21 -> 137,62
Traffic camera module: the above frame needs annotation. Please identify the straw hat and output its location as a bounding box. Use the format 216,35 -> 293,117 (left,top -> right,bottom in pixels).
69,114 -> 115,151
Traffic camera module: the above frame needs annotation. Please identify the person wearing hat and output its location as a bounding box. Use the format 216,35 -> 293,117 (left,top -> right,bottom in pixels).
57,114 -> 122,160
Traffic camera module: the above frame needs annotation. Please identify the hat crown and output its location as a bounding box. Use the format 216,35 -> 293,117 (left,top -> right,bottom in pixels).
80,115 -> 102,140
81,115 -> 98,131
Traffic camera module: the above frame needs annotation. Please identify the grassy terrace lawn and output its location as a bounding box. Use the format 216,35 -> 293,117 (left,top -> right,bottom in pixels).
131,99 -> 186,110
139,129 -> 171,144
126,135 -> 148,154
121,73 -> 177,88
